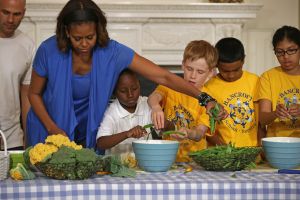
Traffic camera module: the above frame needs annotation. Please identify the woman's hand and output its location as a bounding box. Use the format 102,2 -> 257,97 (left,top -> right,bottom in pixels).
275,104 -> 291,119
151,105 -> 165,130
126,125 -> 147,138
48,126 -> 67,136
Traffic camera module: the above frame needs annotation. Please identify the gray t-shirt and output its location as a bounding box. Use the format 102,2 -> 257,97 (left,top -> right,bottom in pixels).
0,30 -> 35,148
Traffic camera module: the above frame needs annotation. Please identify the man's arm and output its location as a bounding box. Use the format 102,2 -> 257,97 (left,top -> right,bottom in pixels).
20,84 -> 30,144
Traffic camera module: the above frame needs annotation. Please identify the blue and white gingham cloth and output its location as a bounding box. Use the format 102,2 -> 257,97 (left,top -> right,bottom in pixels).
1,170 -> 299,200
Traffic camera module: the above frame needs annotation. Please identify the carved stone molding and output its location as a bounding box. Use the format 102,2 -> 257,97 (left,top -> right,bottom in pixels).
25,2 -> 263,22
22,1 -> 263,65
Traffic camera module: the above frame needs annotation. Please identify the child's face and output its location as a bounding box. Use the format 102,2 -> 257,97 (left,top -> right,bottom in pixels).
274,38 -> 300,73
217,60 -> 243,82
115,73 -> 140,111
182,58 -> 212,88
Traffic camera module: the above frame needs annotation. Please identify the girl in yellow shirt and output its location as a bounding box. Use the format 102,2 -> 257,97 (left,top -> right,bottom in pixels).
257,26 -> 300,137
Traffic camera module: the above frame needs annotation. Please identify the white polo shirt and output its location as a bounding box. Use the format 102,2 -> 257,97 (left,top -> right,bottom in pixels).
97,96 -> 152,155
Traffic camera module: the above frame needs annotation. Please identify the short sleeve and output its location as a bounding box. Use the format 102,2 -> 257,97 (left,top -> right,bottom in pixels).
114,41 -> 135,70
201,83 -> 213,97
154,85 -> 168,107
197,107 -> 210,128
252,76 -> 259,102
21,37 -> 35,85
32,42 -> 48,77
256,72 -> 272,101
96,114 -> 115,139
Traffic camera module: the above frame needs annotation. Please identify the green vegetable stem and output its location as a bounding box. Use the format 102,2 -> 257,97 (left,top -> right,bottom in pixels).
143,123 -> 154,129
161,130 -> 185,136
209,103 -> 221,135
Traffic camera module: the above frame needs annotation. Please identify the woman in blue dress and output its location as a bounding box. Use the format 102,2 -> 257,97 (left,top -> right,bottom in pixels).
26,0 -> 226,150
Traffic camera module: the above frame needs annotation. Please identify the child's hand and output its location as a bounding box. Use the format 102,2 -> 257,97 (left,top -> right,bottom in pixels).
169,128 -> 188,141
126,125 -> 147,138
151,105 -> 165,130
170,126 -> 205,142
275,104 -> 291,119
288,104 -> 300,118
206,101 -> 228,121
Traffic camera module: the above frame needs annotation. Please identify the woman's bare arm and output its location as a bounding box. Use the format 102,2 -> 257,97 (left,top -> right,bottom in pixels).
28,70 -> 66,135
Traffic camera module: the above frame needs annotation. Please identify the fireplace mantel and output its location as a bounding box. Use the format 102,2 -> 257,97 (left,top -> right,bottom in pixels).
25,1 -> 262,21
21,1 -> 263,65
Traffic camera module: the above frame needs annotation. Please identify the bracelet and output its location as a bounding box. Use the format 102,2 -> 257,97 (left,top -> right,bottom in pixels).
198,92 -> 216,107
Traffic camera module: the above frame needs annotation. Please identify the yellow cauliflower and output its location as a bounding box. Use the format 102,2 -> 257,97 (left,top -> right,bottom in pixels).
28,135 -> 82,165
10,169 -> 22,181
45,134 -> 82,150
29,143 -> 58,165
121,153 -> 137,168
68,141 -> 82,150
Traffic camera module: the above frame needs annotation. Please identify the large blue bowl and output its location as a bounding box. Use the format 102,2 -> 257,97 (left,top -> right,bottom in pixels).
262,137 -> 300,169
132,140 -> 179,172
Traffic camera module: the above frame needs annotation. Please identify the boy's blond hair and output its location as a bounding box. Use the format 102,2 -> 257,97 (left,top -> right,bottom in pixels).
183,40 -> 218,69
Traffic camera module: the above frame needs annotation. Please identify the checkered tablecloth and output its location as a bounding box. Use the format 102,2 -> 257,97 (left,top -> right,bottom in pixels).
1,170 -> 299,200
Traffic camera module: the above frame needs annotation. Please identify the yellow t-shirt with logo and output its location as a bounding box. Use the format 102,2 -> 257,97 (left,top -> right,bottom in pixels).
202,71 -> 259,147
155,85 -> 209,162
256,67 -> 300,137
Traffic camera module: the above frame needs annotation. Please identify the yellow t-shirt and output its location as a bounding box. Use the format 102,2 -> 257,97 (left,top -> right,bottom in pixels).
202,71 -> 259,147
155,85 -> 209,162
256,67 -> 300,137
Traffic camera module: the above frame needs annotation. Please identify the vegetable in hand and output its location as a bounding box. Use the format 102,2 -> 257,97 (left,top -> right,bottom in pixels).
209,103 -> 221,134
161,130 -> 185,136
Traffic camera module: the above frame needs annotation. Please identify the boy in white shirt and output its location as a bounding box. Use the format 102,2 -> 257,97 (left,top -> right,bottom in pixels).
96,69 -> 153,155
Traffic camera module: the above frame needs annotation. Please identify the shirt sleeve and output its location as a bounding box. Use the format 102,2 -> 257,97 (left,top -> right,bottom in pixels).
21,41 -> 35,85
96,114 -> 115,139
256,72 -> 272,101
114,40 -> 135,70
197,107 -> 210,128
32,41 -> 48,77
153,85 -> 168,107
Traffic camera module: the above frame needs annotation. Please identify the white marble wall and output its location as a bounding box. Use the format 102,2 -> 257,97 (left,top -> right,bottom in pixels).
19,0 -> 299,75
243,0 -> 299,75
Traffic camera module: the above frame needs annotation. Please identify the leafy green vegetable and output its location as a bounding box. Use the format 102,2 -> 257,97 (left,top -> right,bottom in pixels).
23,146 -> 33,170
10,163 -> 35,180
99,155 -> 136,178
189,143 -> 262,171
37,146 -> 98,180
111,165 -> 136,178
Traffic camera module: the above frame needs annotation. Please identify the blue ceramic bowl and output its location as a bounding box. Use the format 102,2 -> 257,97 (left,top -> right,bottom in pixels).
132,140 -> 179,172
262,137 -> 300,169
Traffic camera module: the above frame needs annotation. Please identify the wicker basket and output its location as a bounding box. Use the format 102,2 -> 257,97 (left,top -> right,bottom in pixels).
0,130 -> 10,180
190,145 -> 262,171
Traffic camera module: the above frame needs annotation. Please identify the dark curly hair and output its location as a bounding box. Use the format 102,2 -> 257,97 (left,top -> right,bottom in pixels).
272,26 -> 300,49
56,0 -> 109,52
